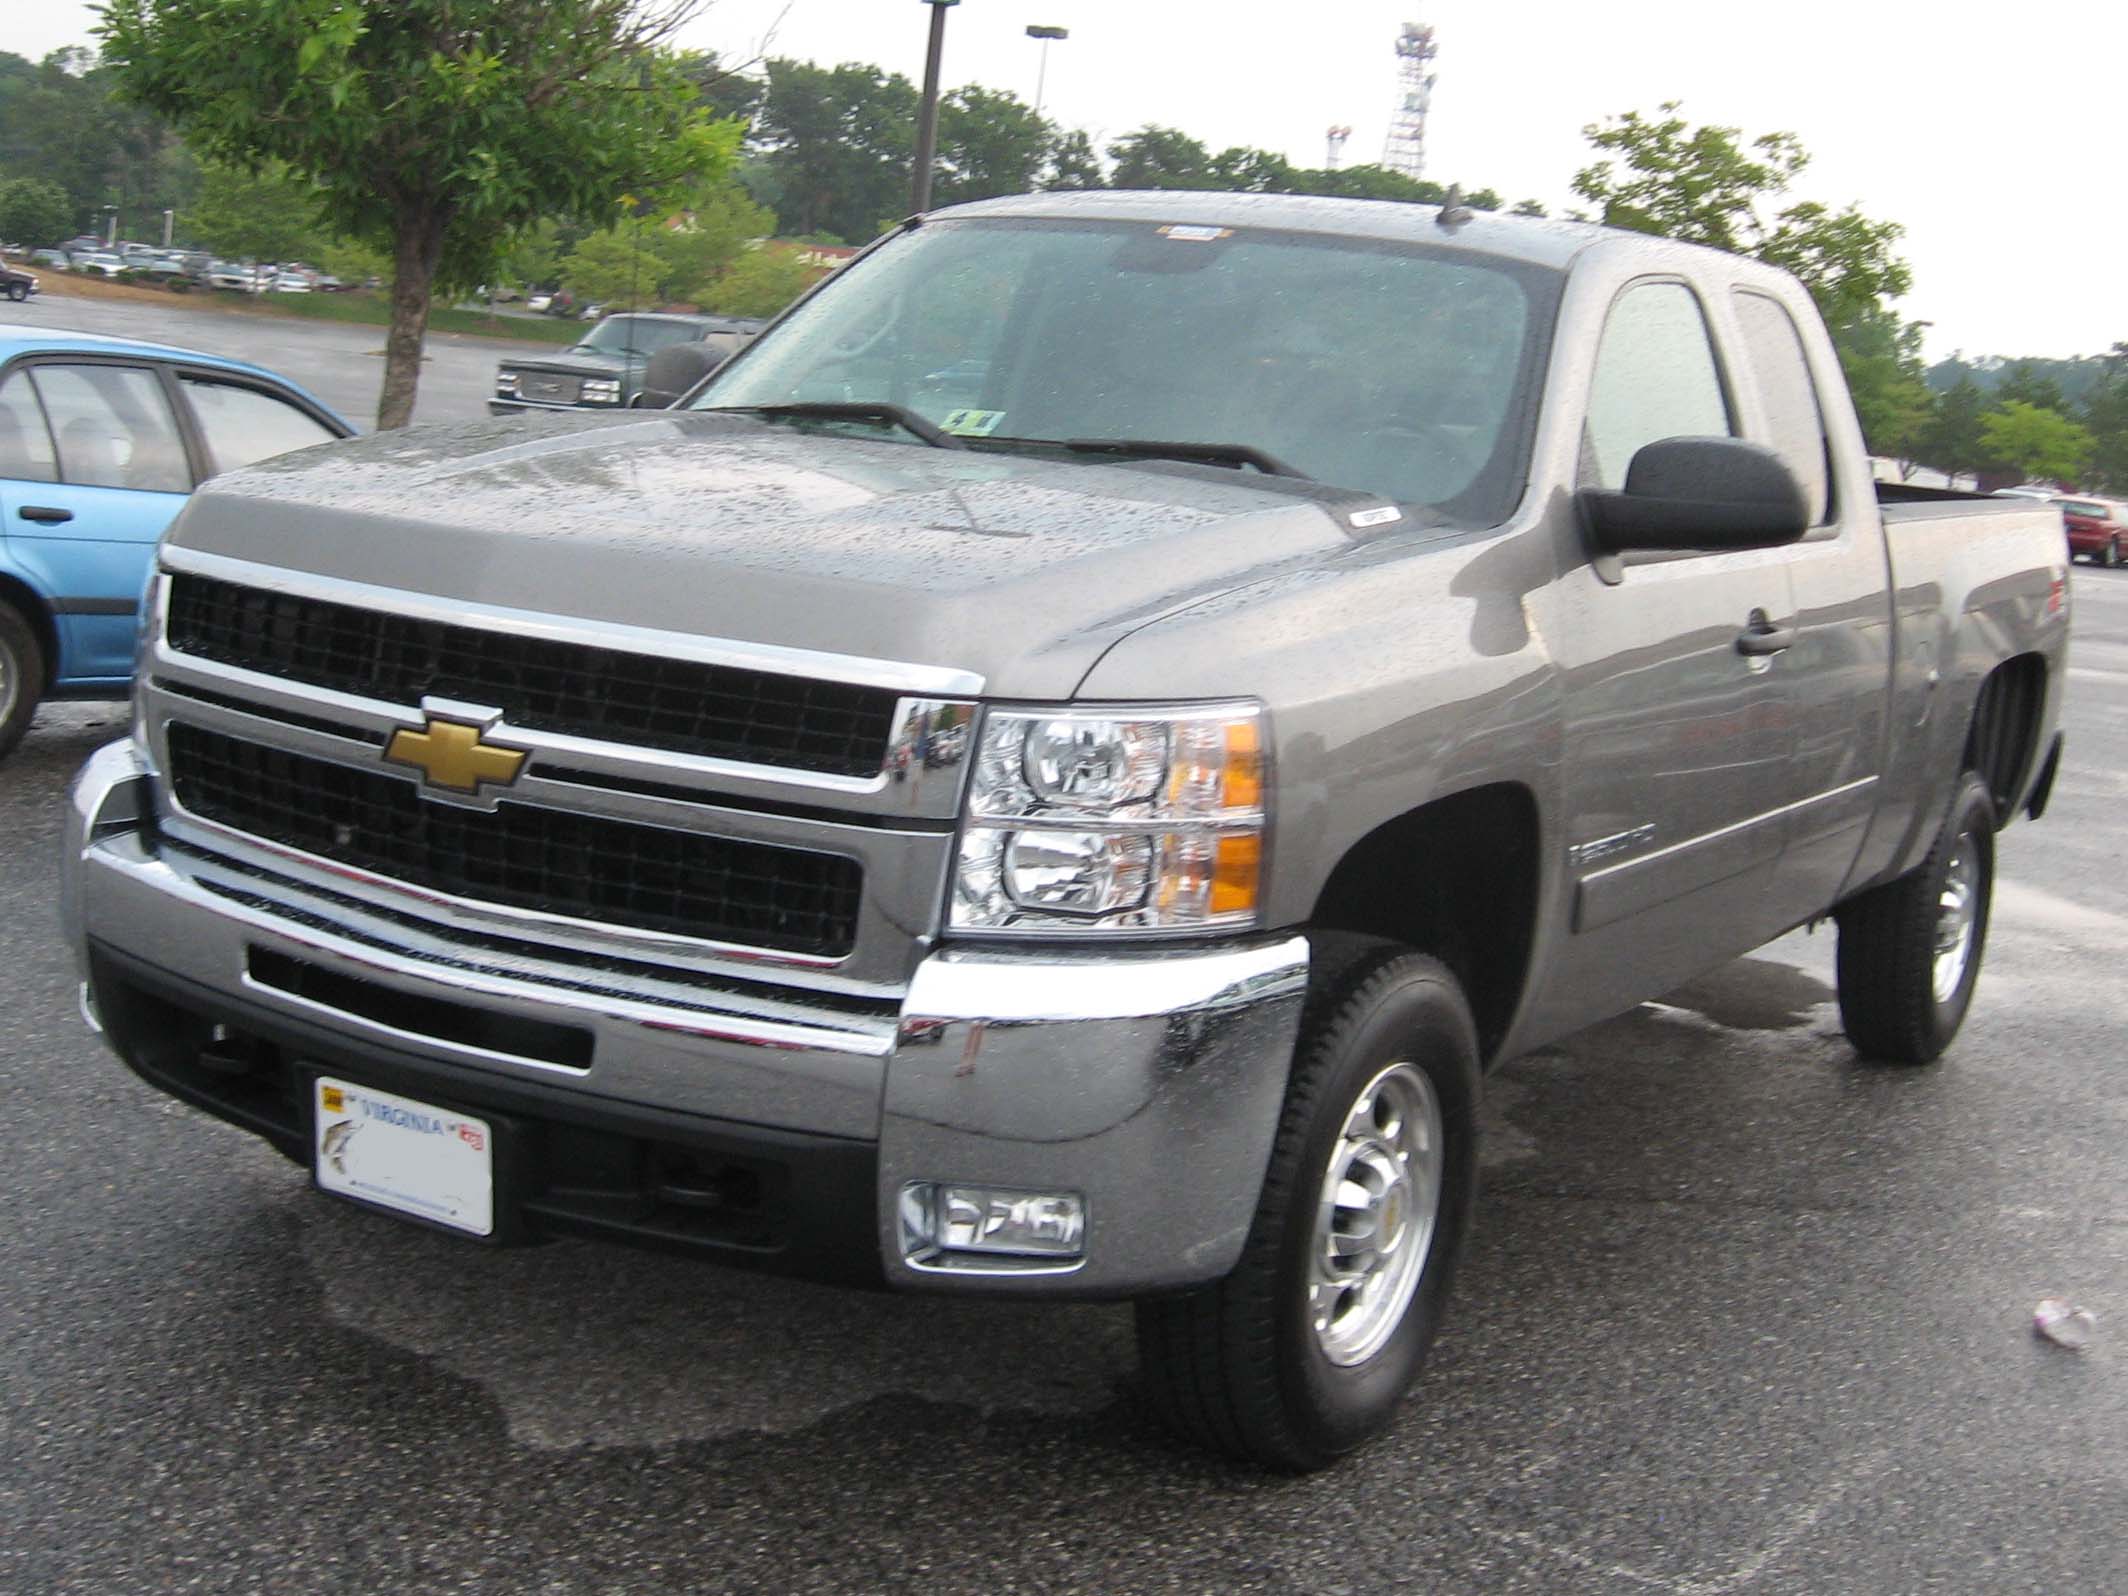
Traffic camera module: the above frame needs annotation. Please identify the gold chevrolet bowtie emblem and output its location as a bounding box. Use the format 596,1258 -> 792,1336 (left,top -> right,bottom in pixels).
385,718 -> 528,793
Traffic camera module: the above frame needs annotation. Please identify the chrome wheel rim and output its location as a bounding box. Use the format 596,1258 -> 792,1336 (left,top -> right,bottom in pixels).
1932,837 -> 1980,1004
1309,1061 -> 1443,1367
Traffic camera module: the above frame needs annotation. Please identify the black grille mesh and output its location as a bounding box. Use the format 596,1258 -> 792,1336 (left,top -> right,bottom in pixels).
166,724 -> 862,957
165,574 -> 898,777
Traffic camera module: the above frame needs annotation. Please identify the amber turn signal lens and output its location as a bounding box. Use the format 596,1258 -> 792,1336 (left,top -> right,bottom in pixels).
1210,833 -> 1262,915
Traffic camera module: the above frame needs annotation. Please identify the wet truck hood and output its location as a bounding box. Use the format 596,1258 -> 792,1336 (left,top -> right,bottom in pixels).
164,411 -> 1364,699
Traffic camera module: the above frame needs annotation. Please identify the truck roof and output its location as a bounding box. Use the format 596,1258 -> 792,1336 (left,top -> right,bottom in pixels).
932,189 -> 1784,285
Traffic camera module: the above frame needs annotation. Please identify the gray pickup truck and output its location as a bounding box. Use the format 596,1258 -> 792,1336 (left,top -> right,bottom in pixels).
62,192 -> 2068,1470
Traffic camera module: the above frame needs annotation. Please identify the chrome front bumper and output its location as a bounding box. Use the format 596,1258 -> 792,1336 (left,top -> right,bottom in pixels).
64,738 -> 1309,1296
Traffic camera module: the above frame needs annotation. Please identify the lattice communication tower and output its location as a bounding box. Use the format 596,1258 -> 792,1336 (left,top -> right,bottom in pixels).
1381,20 -> 1438,181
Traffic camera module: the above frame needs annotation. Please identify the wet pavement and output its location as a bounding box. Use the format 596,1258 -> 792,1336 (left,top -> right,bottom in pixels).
2,567 -> 2122,1593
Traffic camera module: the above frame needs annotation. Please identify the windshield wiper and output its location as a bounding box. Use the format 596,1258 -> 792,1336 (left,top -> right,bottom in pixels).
1060,438 -> 1310,479
707,402 -> 965,450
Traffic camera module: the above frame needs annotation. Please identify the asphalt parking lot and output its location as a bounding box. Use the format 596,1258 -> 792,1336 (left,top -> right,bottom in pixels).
1,331 -> 2122,1586
3,284 -> 558,426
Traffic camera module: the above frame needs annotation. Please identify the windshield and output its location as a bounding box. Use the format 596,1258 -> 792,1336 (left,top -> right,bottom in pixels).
575,317 -> 709,359
693,217 -> 1559,523
2056,500 -> 2105,517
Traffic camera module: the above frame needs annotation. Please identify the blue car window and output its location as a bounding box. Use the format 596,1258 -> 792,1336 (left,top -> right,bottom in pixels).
178,376 -> 340,476
0,370 -> 57,483
30,364 -> 192,494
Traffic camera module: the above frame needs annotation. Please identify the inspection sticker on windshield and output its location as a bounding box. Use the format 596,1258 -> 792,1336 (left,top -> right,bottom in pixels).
315,1077 -> 493,1237
1157,224 -> 1231,242
941,408 -> 1008,437
1349,506 -> 1404,529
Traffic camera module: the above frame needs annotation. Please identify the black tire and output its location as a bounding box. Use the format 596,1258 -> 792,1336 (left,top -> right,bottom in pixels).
1835,772 -> 1996,1064
1135,950 -> 1480,1471
2108,537 -> 2122,569
0,602 -> 46,760
5,282 -> 26,303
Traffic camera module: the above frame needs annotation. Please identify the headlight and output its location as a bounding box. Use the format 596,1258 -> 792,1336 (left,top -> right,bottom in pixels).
581,378 -> 622,403
952,703 -> 1265,934
495,371 -> 519,395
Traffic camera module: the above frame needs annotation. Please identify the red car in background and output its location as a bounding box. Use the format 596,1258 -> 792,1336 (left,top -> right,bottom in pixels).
2057,497 -> 2128,566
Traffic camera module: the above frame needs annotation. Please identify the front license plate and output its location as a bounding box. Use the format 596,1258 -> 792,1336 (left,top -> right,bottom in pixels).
314,1077 -> 494,1237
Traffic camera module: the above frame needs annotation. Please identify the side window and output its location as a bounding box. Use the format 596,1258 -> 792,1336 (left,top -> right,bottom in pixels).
0,370 -> 57,483
178,376 -> 340,476
29,364 -> 192,493
1585,282 -> 1732,490
1733,291 -> 1831,524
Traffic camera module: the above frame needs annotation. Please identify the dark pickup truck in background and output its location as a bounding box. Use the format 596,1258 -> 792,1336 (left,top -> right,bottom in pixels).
65,191 -> 2068,1471
490,311 -> 763,414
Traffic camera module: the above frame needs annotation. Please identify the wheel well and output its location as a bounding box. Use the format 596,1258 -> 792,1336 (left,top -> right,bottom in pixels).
1963,654 -> 2046,824
1308,783 -> 1539,1060
0,572 -> 58,690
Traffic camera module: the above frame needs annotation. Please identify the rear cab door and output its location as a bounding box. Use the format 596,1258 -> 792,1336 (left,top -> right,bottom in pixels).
1717,282 -> 1896,924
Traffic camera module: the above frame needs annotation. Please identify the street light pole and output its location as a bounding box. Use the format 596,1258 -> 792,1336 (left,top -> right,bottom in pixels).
910,0 -> 958,215
1026,25 -> 1068,117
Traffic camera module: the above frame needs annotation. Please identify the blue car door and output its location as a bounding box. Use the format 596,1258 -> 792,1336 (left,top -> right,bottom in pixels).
0,359 -> 193,686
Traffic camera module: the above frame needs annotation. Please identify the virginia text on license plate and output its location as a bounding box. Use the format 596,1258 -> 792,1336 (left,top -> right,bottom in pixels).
314,1077 -> 494,1236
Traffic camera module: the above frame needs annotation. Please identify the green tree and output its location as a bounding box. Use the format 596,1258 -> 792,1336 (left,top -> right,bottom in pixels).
100,2 -> 741,428
187,160 -> 323,263
1107,126 -> 1215,189
560,225 -> 666,309
1044,128 -> 1104,190
1837,307 -> 1936,463
0,177 -> 73,248
934,86 -> 1051,204
700,245 -> 821,319
1980,400 -> 2091,486
652,181 -> 776,301
2081,343 -> 2128,494
1917,376 -> 1989,484
1207,146 -> 1297,193
1994,360 -> 2069,414
751,59 -> 917,242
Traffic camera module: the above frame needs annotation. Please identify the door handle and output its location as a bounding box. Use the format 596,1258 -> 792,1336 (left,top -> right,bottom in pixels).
1735,610 -> 1795,657
18,505 -> 73,525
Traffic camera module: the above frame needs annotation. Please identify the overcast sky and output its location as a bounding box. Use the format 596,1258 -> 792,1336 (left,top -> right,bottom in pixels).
14,1 -> 2120,360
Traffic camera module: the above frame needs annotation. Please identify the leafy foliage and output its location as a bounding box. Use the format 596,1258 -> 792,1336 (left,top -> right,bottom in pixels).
97,1 -> 741,426
0,49 -> 196,242
0,177 -> 74,249
1979,400 -> 2092,485
188,162 -> 323,263
698,246 -> 823,319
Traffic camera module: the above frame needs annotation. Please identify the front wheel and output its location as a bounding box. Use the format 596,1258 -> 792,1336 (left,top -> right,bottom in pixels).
5,283 -> 26,303
1835,772 -> 1996,1063
1135,951 -> 1480,1470
2107,537 -> 2122,569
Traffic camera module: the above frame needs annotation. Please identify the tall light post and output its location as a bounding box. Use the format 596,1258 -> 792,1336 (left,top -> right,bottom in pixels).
910,0 -> 959,215
1026,25 -> 1068,116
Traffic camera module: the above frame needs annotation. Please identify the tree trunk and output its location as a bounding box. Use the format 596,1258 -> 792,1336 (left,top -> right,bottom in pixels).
378,208 -> 447,430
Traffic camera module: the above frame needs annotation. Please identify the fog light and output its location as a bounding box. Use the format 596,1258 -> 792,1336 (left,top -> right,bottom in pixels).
900,1182 -> 1086,1262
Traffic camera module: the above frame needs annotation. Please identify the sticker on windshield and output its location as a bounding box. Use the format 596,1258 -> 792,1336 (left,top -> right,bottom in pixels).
1158,225 -> 1231,243
1349,505 -> 1403,529
941,408 -> 1007,437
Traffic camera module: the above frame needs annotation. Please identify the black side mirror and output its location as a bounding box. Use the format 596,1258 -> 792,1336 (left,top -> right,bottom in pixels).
1580,435 -> 1809,555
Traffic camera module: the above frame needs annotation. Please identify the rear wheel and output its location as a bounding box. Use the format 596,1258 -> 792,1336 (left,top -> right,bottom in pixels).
1135,950 -> 1479,1471
0,602 -> 46,760
1835,772 -> 1995,1063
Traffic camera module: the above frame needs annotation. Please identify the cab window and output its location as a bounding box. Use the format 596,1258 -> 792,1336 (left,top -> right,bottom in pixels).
0,369 -> 57,483
1733,291 -> 1832,524
1584,282 -> 1732,491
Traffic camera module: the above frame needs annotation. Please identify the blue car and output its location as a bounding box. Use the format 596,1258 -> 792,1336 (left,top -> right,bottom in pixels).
0,325 -> 352,757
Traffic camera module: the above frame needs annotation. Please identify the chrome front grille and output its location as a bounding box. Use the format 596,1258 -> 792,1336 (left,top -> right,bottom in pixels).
141,551 -> 981,991
167,572 -> 903,778
166,723 -> 866,958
